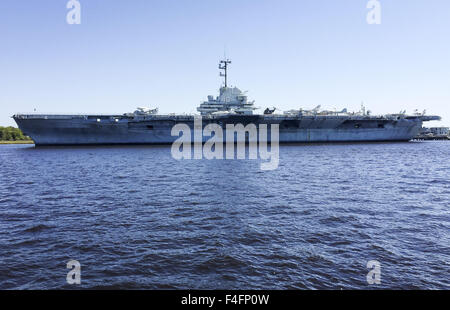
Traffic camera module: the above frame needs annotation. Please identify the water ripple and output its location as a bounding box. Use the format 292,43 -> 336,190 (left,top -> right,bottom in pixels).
0,142 -> 449,289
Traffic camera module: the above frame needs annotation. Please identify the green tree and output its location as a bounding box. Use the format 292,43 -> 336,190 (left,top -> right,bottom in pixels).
0,126 -> 30,141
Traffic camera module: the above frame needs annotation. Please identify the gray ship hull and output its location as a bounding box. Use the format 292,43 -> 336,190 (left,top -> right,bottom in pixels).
13,114 -> 437,146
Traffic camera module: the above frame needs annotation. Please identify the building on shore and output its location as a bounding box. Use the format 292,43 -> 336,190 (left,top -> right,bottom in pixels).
416,127 -> 449,140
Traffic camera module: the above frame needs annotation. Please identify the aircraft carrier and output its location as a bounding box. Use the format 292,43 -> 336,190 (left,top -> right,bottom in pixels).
13,59 -> 441,145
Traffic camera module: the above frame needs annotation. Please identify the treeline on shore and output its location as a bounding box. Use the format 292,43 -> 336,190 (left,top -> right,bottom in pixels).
0,126 -> 31,141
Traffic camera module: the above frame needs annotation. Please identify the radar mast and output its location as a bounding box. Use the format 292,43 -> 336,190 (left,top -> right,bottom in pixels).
219,59 -> 232,88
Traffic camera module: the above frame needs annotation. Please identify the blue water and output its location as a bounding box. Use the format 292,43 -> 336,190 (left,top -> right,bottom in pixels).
0,142 -> 449,289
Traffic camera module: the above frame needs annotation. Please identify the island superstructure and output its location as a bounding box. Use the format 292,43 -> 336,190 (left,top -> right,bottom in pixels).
13,59 -> 441,145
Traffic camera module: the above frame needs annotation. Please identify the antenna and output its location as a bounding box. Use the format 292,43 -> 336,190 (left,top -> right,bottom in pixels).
219,59 -> 232,88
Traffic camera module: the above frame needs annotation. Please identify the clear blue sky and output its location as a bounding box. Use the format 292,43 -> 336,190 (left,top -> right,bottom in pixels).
1,0 -> 449,127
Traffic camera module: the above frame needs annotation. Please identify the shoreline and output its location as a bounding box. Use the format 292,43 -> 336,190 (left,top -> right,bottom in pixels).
0,141 -> 34,145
